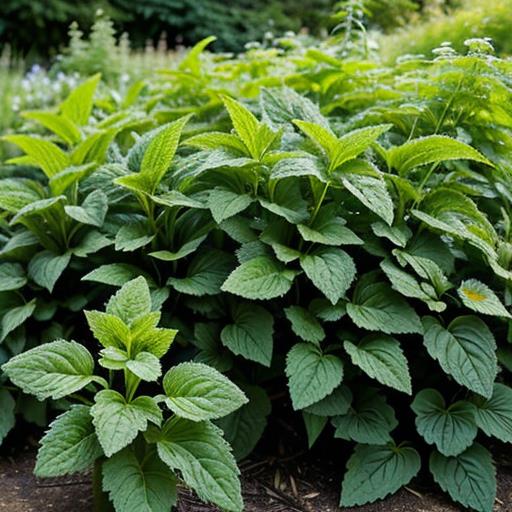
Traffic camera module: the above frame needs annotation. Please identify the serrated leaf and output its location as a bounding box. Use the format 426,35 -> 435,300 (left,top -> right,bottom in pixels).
304,385 -> 352,416
208,187 -> 254,224
300,247 -> 356,305
298,209 -> 362,246
285,305 -> 325,345
82,263 -> 152,286
344,335 -> 411,394
28,250 -> 71,292
155,417 -> 243,511
221,256 -> 297,300
126,352 -> 162,382
221,302 -> 274,366
91,390 -> 162,456
106,277 -> 152,325
163,362 -> 247,421
471,383 -> 512,442
458,279 -> 511,318
286,343 -> 343,410
115,221 -> 155,252
332,388 -> 397,444
371,221 -> 412,247
340,443 -> 421,507
412,389 -> 477,456
430,444 -> 496,512
222,96 -> 260,159
387,135 -> 493,175
423,316 -> 497,398
1,299 -> 36,342
60,74 -> 100,126
309,298 -> 346,322
85,311 -> 130,349
65,190 -> 108,227
168,250 -> 234,296
35,405 -> 102,477
103,447 -> 177,512
2,339 -> 96,400
22,110 -> 81,145
149,235 -> 206,262
347,275 -> 422,334
216,384 -> 271,460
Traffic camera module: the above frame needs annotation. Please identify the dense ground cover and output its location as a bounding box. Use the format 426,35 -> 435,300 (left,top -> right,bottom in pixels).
1,9 -> 512,512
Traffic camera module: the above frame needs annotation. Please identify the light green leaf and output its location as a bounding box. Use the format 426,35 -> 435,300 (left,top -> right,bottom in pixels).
103,448 -> 177,512
0,178 -> 43,213
423,316 -> 497,398
126,352 -> 162,382
207,187 -> 254,224
471,383 -> 512,443
168,250 -> 234,296
163,362 -> 247,421
347,275 -> 422,334
286,343 -> 343,410
35,405 -> 102,477
332,388 -> 397,444
1,299 -> 36,342
221,256 -> 297,300
298,209 -> 362,246
285,305 -> 325,345
65,190 -> 108,227
82,263 -> 152,287
91,390 -> 162,456
300,248 -> 356,305
155,417 -> 243,511
430,444 -> 496,512
371,221 -> 412,247
22,110 -> 81,145
344,335 -> 411,394
412,389 -> 477,456
340,443 -> 421,507
185,131 -> 248,154
1,339 -> 96,400
216,384 -> 271,460
387,135 -> 493,175
106,277 -> 152,325
458,279 -> 511,318
222,96 -> 260,159
60,73 -> 100,126
221,302 -> 274,366
28,250 -> 71,292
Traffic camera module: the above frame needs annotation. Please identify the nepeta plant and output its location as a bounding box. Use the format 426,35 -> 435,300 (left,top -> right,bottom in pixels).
2,277 -> 247,512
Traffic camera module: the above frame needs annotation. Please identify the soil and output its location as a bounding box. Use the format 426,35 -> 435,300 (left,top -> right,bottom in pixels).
1,445 -> 511,512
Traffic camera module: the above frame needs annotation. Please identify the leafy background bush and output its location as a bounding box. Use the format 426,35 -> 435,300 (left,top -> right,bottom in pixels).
1,2 -> 512,512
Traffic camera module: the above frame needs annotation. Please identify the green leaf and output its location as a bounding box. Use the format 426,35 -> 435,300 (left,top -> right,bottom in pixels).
0,263 -> 27,291
82,263 -> 152,286
114,221 -> 155,252
371,221 -> 412,247
185,131 -> 248,154
60,73 -> 100,126
103,448 -> 177,512
91,390 -> 162,456
471,383 -> 512,443
344,335 -> 411,394
140,115 -> 191,192
216,384 -> 271,460
64,190 -> 108,227
106,277 -> 152,325
221,302 -> 274,366
35,405 -> 102,477
347,275 -> 422,334
285,305 -> 325,345
0,178 -> 43,213
3,135 -> 70,178
72,230 -> 112,257
342,173 -> 394,225
0,390 -> 15,444
300,248 -> 356,305
207,187 -> 254,224
85,311 -> 130,349
28,250 -> 71,292
259,180 -> 309,224
221,256 -> 297,300
423,316 -> 497,398
163,362 -> 247,421
22,110 -> 81,145
168,250 -> 234,296
149,235 -> 206,262
387,135 -> 493,175
222,96 -> 260,159
332,388 -> 397,444
304,385 -> 352,416
2,339 -> 96,400
1,300 -> 36,342
130,315 -> 177,358
10,195 -> 65,225
155,417 -> 243,512
126,352 -> 162,382
340,443 -> 421,507
271,157 -> 328,182
458,279 -> 511,318
309,298 -> 346,322
302,412 -> 327,448
192,322 -> 234,373
412,389 -> 477,456
430,444 -> 496,512
286,343 -> 343,410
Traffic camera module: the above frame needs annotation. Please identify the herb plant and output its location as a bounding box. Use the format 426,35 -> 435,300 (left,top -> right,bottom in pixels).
2,276 -> 247,512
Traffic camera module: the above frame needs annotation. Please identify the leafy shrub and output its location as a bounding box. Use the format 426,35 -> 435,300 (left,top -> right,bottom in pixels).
3,276 -> 247,511
1,36 -> 512,512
